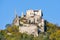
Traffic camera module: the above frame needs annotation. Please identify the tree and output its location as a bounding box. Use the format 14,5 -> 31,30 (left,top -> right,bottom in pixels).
50,30 -> 60,40
0,30 -> 6,40
5,24 -> 11,28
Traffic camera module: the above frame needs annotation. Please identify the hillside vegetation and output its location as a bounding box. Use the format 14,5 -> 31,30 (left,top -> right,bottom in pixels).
0,20 -> 60,40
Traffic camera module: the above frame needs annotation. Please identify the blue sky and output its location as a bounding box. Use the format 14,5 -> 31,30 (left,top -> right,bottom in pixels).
0,0 -> 60,30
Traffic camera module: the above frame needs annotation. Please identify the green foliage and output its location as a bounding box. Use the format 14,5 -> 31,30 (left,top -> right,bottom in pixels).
6,25 -> 19,33
5,24 -> 11,27
45,20 -> 60,40
49,30 -> 60,40
0,30 -> 6,40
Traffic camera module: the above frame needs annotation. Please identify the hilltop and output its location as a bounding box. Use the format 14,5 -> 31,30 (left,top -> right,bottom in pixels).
0,9 -> 60,40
